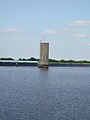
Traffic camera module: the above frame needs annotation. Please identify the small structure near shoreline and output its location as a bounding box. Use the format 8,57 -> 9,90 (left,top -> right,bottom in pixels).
16,62 -> 18,67
38,42 -> 49,68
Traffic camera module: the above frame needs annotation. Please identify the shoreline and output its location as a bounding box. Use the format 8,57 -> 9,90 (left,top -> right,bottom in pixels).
0,61 -> 90,67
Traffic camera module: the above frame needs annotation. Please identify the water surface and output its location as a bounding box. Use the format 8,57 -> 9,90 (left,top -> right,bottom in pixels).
0,67 -> 90,120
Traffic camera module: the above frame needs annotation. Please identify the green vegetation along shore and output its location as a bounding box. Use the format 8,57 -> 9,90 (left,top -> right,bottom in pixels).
0,57 -> 90,63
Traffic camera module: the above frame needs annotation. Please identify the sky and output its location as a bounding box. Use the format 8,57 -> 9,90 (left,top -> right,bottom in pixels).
0,0 -> 90,60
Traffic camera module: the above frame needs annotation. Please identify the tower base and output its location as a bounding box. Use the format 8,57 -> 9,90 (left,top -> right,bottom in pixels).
38,63 -> 48,68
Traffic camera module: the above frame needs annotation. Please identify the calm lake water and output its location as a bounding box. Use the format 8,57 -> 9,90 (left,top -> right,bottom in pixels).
0,67 -> 90,120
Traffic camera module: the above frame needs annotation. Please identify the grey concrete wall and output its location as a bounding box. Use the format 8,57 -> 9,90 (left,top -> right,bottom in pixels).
38,42 -> 49,67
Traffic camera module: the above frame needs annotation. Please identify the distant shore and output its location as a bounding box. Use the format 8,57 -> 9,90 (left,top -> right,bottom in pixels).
0,61 -> 90,67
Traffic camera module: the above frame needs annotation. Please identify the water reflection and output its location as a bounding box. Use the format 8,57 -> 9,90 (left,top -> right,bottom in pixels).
39,67 -> 49,72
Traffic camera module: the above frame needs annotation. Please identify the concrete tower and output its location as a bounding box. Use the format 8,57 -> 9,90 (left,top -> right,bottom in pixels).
38,42 -> 49,68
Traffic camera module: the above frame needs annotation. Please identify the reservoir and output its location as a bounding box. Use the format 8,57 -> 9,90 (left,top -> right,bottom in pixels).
0,67 -> 90,120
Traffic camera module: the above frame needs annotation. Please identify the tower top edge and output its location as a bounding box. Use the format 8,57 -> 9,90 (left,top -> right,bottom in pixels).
40,42 -> 49,44
40,43 -> 49,45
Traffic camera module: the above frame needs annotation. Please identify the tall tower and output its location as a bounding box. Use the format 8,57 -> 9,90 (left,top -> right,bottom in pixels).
38,42 -> 49,68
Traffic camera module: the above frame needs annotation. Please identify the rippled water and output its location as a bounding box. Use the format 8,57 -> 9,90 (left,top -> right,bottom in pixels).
0,67 -> 90,120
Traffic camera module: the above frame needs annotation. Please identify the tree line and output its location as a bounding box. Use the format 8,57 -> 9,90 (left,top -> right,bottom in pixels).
0,57 -> 38,61
0,57 -> 90,63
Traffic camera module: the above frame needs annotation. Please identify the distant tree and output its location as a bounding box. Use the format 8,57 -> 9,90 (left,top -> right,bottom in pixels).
18,58 -> 27,61
18,58 -> 22,61
0,57 -> 14,60
18,57 -> 39,61
28,57 -> 38,61
49,59 -> 59,62
59,59 -> 66,63
67,59 -> 76,63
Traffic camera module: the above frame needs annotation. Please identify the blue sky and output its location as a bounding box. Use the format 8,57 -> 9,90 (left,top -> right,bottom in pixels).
0,0 -> 90,60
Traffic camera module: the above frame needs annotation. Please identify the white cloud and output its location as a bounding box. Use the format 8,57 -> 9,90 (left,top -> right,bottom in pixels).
61,28 -> 71,32
0,28 -> 18,32
44,28 -> 71,35
69,20 -> 90,26
7,28 -> 18,32
44,30 -> 59,35
72,34 -> 88,38
0,36 -> 20,41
